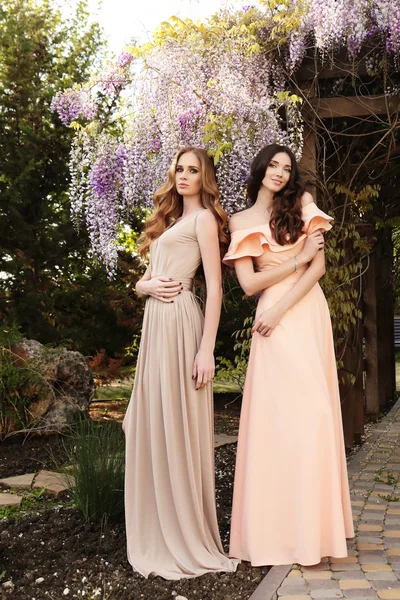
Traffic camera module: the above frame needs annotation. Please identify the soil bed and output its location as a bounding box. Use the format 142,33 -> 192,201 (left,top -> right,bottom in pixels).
89,392 -> 242,438
0,393 -> 242,480
0,445 -> 266,600
0,434 -> 66,479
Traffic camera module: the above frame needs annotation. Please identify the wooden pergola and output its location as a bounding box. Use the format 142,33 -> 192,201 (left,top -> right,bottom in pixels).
294,50 -> 399,448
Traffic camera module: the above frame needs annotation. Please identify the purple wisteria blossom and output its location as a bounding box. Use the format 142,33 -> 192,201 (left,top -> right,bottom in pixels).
51,89 -> 97,125
116,51 -> 134,69
57,1 -> 400,274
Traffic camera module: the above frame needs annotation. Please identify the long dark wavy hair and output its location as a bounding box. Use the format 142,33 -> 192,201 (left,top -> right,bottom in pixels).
247,144 -> 305,245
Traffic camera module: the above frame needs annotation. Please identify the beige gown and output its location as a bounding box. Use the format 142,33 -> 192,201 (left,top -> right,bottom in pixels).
223,203 -> 355,566
123,210 -> 238,580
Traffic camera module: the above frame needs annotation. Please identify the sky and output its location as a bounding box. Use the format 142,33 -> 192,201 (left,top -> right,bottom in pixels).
83,0 -> 234,55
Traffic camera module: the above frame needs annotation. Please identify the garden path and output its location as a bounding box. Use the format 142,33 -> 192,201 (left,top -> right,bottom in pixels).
251,397 -> 400,600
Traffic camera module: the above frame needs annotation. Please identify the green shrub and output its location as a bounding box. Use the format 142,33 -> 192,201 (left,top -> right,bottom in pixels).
0,326 -> 45,438
215,313 -> 255,394
63,418 -> 125,523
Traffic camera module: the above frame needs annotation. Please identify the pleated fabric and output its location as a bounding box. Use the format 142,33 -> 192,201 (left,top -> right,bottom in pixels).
124,210 -> 238,580
223,203 -> 355,567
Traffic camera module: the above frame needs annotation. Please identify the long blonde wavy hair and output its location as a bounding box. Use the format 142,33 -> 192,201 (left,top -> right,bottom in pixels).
138,147 -> 229,258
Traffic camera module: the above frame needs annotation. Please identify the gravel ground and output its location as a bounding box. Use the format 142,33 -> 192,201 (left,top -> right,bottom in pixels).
0,445 -> 267,600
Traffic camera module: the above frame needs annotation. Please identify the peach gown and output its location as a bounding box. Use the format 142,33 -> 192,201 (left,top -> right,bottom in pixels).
123,210 -> 238,580
223,203 -> 355,566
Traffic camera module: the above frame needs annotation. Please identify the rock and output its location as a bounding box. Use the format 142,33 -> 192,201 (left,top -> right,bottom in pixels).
0,473 -> 35,490
2,581 -> 13,589
33,471 -> 73,496
11,338 -> 95,433
214,434 -> 238,448
0,493 -> 22,507
35,577 -> 44,584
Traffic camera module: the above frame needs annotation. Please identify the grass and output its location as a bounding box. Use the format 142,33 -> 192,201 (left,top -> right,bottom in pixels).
0,487 -> 62,520
62,418 -> 125,523
94,383 -> 132,400
94,378 -> 241,401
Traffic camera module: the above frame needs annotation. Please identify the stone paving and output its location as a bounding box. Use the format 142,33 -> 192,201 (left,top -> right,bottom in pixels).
271,400 -> 400,600
0,470 -> 71,506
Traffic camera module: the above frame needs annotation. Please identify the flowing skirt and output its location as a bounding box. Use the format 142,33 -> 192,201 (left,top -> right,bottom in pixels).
124,292 -> 238,579
230,282 -> 355,566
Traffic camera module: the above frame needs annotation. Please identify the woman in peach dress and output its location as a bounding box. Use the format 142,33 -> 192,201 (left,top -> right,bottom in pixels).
223,144 -> 354,566
123,147 -> 238,580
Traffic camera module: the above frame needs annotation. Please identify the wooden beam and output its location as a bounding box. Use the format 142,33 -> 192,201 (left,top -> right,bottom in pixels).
295,45 -> 380,81
311,95 -> 400,119
296,57 -> 369,81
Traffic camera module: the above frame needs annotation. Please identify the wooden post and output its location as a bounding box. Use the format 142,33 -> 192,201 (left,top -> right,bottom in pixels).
353,317 -> 365,444
340,313 -> 365,449
364,245 -> 380,414
298,81 -> 317,195
376,228 -> 396,408
300,122 -> 317,176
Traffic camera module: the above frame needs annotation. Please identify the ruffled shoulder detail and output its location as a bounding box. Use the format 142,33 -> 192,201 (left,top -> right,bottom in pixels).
222,227 -> 271,265
302,202 -> 333,234
222,203 -> 333,265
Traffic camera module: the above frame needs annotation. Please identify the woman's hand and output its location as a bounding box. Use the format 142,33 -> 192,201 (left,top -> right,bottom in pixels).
251,305 -> 284,337
141,276 -> 183,303
192,349 -> 215,390
298,230 -> 325,264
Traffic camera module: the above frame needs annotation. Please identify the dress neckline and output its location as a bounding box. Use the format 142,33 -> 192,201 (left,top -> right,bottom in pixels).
230,203 -> 319,236
231,221 -> 271,235
165,209 -> 205,232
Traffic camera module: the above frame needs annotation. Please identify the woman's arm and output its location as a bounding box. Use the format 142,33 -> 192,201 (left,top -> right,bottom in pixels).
278,248 -> 326,314
135,266 -> 152,297
194,210 -> 223,390
136,265 -> 182,302
230,194 -> 321,297
233,231 -> 324,297
252,249 -> 326,336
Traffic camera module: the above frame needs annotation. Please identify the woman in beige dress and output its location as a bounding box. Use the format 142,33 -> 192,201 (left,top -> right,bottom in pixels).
223,144 -> 354,566
123,147 -> 238,579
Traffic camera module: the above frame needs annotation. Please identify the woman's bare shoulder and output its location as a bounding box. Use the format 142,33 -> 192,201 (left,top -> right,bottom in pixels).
301,191 -> 315,207
229,209 -> 255,232
228,208 -> 265,233
196,208 -> 217,227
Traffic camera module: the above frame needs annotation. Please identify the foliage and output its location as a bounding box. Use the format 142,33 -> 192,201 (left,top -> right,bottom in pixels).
321,185 -> 376,363
0,488 -> 52,520
87,349 -> 125,385
63,418 -> 125,523
216,314 -> 255,393
0,326 -> 46,438
0,0 -> 143,356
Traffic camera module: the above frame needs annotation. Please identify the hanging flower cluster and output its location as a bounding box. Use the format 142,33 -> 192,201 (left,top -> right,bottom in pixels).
53,1 -> 400,273
278,0 -> 400,69
51,87 -> 98,125
62,11 -> 301,271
